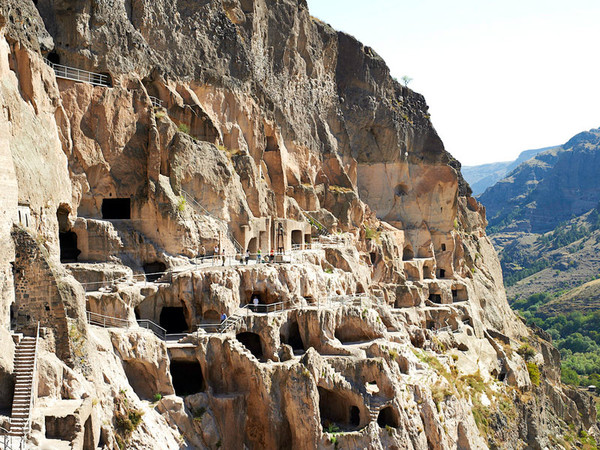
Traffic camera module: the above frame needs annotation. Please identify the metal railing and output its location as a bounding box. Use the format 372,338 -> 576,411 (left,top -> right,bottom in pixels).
149,96 -> 163,108
0,426 -> 19,450
301,211 -> 331,236
86,311 -> 129,329
44,59 -> 110,87
137,320 -> 167,340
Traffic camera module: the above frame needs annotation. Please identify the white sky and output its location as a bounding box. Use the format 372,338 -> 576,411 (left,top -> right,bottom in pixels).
306,0 -> 600,166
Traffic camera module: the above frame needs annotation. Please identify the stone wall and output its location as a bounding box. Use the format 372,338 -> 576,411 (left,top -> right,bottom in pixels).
11,227 -> 71,362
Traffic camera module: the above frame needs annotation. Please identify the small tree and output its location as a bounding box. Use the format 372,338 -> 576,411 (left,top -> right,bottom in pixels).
401,75 -> 412,87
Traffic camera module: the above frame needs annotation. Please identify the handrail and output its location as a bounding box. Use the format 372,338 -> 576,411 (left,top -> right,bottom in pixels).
301,211 -> 331,236
149,96 -> 163,108
0,426 -> 15,450
137,320 -> 167,340
43,59 -> 110,87
86,311 -> 130,329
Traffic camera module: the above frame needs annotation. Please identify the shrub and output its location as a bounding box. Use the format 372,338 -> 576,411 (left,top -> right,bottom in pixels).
517,344 -> 536,361
177,196 -> 186,212
152,393 -> 162,402
178,123 -> 190,134
527,362 -> 541,386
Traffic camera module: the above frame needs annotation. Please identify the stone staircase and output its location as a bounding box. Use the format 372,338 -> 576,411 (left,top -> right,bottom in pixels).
9,333 -> 38,440
368,397 -> 388,422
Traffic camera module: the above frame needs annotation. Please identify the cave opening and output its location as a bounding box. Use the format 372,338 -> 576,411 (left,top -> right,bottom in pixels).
170,360 -> 205,396
281,321 -> 304,353
265,135 -> 278,152
246,291 -> 265,306
369,252 -> 377,265
402,245 -> 414,261
47,51 -> 60,64
335,325 -> 371,344
428,293 -> 442,304
438,268 -> 446,279
59,231 -> 80,263
101,198 -> 131,219
423,264 -> 434,279
247,237 -> 258,254
143,261 -> 166,282
350,406 -> 360,427
159,306 -> 188,334
377,406 -> 399,428
318,387 -> 361,430
291,230 -> 302,247
236,332 -> 264,360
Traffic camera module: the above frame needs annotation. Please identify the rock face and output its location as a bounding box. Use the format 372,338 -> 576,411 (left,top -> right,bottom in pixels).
0,1 -> 597,449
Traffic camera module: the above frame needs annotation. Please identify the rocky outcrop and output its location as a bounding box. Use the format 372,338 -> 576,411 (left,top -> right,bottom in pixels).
0,0 -> 597,449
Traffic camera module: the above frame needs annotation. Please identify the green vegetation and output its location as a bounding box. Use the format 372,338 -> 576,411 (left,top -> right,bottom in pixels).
526,362 -> 541,386
504,259 -> 550,287
114,392 -> 144,449
511,292 -> 600,389
177,196 -> 186,212
152,393 -> 162,402
400,75 -> 412,87
177,123 -> 190,134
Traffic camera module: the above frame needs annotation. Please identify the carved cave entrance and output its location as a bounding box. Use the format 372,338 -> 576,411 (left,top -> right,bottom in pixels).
281,321 -> 305,353
143,261 -> 166,282
402,245 -> 414,261
318,387 -> 361,430
291,230 -> 302,247
335,325 -> 371,344
423,264 -> 434,279
59,231 -> 80,263
377,406 -> 400,428
170,360 -> 205,396
428,293 -> 442,304
236,332 -> 263,359
57,205 -> 80,263
101,198 -> 131,220
247,237 -> 258,255
159,307 -> 188,334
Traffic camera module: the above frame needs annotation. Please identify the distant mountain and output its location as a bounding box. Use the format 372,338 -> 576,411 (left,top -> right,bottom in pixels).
480,128 -> 600,234
462,146 -> 554,196
476,126 -> 600,300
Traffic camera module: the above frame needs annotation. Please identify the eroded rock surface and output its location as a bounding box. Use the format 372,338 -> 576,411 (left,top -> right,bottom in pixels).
0,0 -> 597,449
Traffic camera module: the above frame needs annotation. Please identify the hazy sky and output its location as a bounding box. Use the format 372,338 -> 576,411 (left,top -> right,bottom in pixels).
306,0 -> 600,166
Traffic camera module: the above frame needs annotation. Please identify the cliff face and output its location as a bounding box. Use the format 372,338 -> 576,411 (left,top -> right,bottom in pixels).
0,0 -> 597,448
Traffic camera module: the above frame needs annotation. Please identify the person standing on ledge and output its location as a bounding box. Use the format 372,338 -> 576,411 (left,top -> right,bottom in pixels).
257,248 -> 262,264
253,296 -> 259,312
200,245 -> 206,263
